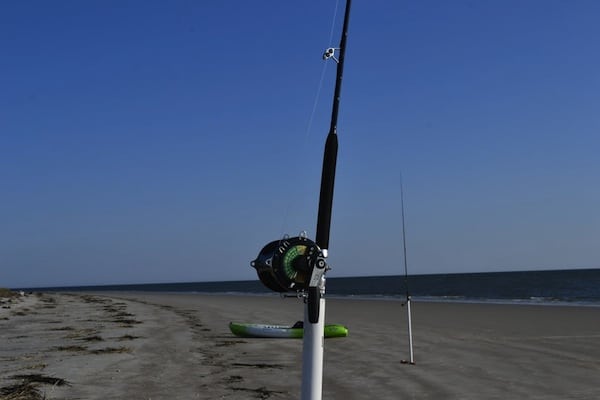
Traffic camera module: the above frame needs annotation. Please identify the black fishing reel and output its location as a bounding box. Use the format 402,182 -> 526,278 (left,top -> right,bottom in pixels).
251,234 -> 328,323
251,234 -> 326,293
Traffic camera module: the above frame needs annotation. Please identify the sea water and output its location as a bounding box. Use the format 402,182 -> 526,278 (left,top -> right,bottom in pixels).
20,268 -> 600,307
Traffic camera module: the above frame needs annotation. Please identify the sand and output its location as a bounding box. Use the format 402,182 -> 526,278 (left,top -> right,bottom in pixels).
1,292 -> 599,399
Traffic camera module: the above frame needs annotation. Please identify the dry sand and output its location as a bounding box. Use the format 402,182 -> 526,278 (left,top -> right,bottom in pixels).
1,292 -> 599,399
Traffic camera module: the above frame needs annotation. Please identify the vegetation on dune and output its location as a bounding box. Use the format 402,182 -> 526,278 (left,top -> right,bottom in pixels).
0,288 -> 18,299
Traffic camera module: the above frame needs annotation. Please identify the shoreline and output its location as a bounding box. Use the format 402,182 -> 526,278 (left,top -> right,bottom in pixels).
2,292 -> 599,399
19,289 -> 600,308
14,286 -> 600,308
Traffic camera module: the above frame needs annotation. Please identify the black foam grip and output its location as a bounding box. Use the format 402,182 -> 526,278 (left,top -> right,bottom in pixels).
315,132 -> 338,250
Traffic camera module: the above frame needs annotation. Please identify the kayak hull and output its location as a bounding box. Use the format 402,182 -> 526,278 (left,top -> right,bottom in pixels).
229,322 -> 348,338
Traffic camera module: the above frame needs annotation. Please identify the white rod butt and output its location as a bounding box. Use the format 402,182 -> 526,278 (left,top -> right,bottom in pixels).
301,297 -> 326,400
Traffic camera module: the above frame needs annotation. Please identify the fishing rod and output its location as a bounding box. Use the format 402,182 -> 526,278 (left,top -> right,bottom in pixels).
250,1 -> 352,399
301,2 -> 352,399
399,174 -> 415,365
313,0 -> 352,319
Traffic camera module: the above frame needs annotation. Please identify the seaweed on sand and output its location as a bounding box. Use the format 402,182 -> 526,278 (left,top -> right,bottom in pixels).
64,328 -> 98,339
11,311 -> 27,317
230,386 -> 286,399
79,295 -> 108,304
53,345 -> 88,352
216,340 -> 247,347
78,335 -> 103,342
49,326 -> 74,331
10,375 -> 69,387
0,382 -> 44,400
116,334 -> 140,341
112,318 -> 141,325
89,346 -> 131,355
231,363 -> 284,369
1,374 -> 70,400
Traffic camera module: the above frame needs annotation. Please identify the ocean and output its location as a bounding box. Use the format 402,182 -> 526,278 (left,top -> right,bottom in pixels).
20,268 -> 600,306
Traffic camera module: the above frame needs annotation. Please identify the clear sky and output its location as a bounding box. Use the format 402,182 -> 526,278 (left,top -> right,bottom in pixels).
2,1 -> 599,288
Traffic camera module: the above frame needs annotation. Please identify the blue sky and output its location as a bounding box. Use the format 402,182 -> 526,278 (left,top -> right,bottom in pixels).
2,1 -> 599,288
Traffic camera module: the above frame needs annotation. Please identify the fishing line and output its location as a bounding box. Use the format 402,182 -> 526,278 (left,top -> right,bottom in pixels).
328,0 -> 340,44
278,0 -> 342,238
302,0 -> 340,144
303,62 -> 329,144
303,0 -> 339,140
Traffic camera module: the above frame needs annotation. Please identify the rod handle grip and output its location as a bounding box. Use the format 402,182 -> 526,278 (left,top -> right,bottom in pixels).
308,286 -> 320,323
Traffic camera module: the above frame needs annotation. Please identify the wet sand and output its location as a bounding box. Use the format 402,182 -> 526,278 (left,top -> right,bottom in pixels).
1,292 -> 599,399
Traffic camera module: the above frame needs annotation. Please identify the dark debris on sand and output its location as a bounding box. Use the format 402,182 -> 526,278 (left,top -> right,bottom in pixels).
10,375 -> 70,387
0,382 -> 44,400
231,363 -> 284,369
230,386 -> 287,399
88,346 -> 131,355
1,374 -> 70,400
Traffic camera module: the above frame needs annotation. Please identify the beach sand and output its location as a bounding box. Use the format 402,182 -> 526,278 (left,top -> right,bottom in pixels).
1,292 -> 599,399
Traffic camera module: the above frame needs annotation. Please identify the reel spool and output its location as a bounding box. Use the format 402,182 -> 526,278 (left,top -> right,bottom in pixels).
251,235 -> 322,293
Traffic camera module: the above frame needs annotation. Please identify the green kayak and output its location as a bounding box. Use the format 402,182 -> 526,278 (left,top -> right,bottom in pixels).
229,321 -> 348,339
